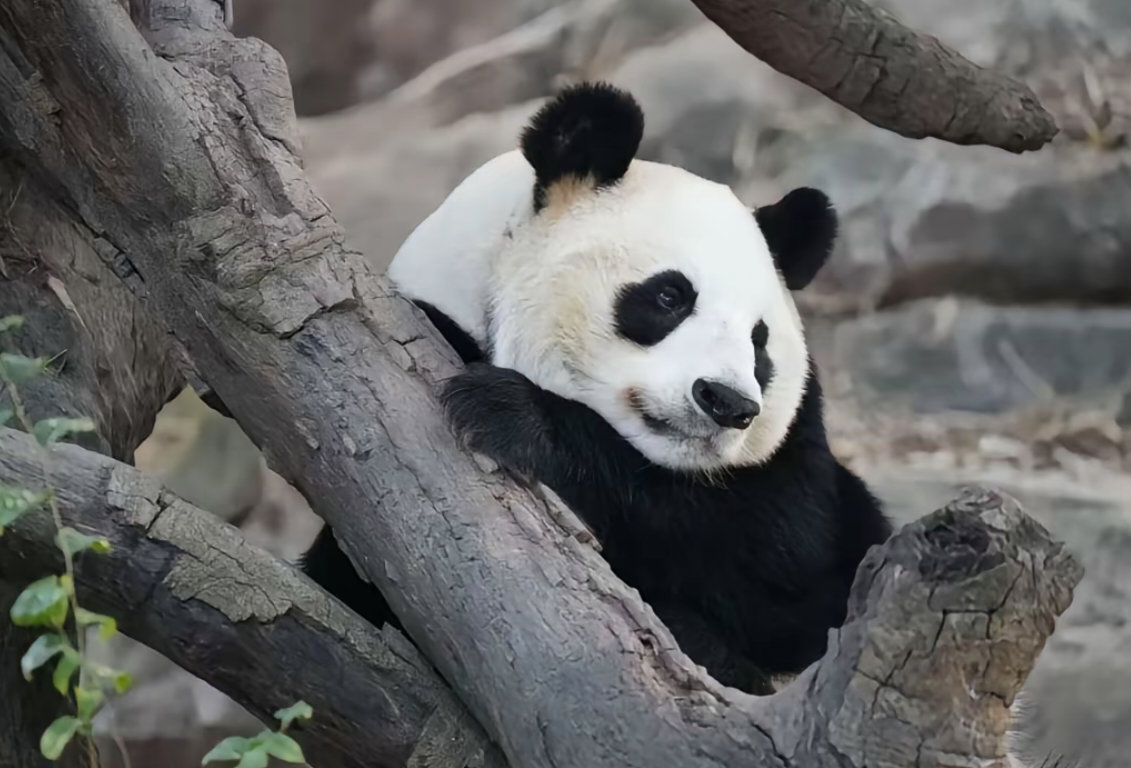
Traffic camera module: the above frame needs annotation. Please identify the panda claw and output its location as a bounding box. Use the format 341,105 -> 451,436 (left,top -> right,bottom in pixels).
442,364 -> 550,477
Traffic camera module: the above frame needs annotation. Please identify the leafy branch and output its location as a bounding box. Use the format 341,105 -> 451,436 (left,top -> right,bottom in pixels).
1,314 -> 126,762
201,701 -> 313,768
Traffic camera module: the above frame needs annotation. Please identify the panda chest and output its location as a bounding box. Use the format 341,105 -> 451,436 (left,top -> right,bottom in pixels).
594,475 -> 837,595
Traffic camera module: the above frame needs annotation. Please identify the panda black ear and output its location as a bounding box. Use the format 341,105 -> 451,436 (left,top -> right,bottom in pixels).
754,188 -> 837,291
520,82 -> 644,211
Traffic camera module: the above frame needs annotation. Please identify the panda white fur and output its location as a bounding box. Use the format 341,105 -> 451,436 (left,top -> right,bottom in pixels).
301,83 -> 1061,763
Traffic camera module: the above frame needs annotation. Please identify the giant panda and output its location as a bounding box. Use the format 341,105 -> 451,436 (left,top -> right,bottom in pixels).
302,81 -> 892,697
302,85 -> 1065,768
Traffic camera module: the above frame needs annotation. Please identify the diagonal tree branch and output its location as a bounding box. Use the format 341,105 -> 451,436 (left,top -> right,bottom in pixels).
0,428 -> 504,768
0,1 -> 1080,766
689,0 -> 1058,152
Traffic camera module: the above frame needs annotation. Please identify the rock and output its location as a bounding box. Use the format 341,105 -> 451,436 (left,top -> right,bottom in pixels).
757,123 -> 1131,307
233,0 -> 562,115
379,0 -> 701,127
135,388 -> 264,521
232,0 -> 381,116
822,298 -> 1131,414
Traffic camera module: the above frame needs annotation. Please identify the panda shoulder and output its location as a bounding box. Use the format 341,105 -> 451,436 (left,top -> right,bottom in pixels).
388,151 -> 535,345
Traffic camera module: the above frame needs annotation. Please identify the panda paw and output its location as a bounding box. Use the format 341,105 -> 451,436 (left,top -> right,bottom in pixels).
442,364 -> 553,479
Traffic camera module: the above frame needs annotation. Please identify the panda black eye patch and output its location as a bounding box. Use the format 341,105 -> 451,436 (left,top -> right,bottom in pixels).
614,270 -> 697,346
752,320 -> 774,389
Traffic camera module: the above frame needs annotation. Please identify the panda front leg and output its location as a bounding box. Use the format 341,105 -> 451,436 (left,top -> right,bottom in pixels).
654,604 -> 775,695
443,364 -> 620,527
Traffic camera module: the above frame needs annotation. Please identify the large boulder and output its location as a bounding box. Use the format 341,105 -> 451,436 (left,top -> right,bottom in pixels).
233,0 -> 562,115
818,298 -> 1131,414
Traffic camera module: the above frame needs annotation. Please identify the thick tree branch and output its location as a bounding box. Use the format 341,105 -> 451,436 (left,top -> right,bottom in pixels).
0,428 -> 503,768
689,0 -> 1058,152
0,1 -> 1080,766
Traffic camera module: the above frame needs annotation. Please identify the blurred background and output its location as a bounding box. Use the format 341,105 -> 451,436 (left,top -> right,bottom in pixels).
98,0 -> 1131,765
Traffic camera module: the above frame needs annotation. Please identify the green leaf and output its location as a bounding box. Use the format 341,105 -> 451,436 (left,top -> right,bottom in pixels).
40,716 -> 80,760
234,746 -> 268,768
33,417 -> 96,447
74,686 -> 104,723
273,700 -> 313,731
52,648 -> 79,695
0,407 -> 12,426
262,732 -> 304,763
10,576 -> 69,628
20,633 -> 66,679
0,486 -> 49,533
88,663 -> 132,694
0,315 -> 25,333
202,736 -> 250,764
0,352 -> 47,385
75,607 -> 117,640
105,668 -> 132,694
56,527 -> 111,557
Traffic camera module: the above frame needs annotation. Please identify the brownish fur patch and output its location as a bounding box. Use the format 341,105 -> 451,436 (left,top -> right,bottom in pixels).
543,174 -> 595,216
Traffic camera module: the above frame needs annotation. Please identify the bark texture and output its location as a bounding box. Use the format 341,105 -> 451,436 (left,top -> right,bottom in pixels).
0,1 -> 1080,766
0,160 -> 183,463
689,0 -> 1058,151
0,428 -> 503,768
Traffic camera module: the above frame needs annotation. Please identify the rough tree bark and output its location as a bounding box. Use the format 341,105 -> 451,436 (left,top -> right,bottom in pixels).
689,0 -> 1058,152
0,0 -> 1078,767
0,428 -> 503,768
0,159 -> 183,463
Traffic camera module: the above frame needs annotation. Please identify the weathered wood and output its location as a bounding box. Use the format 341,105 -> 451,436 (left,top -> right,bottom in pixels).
689,0 -> 1058,152
0,428 -> 503,768
0,1 -> 1082,766
0,159 -> 183,463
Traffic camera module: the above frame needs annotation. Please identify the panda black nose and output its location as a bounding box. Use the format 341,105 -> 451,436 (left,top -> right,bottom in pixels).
692,379 -> 760,429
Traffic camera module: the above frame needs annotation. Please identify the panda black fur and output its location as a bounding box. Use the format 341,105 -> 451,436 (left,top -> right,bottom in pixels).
302,82 -> 893,696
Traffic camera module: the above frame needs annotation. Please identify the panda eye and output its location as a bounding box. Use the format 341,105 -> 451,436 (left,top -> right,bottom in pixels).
751,320 -> 769,348
656,285 -> 684,311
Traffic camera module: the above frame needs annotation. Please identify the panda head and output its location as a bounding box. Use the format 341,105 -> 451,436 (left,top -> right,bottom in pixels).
489,83 -> 837,472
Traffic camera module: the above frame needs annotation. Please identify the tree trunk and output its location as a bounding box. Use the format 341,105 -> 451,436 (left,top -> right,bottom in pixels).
0,1 -> 1079,767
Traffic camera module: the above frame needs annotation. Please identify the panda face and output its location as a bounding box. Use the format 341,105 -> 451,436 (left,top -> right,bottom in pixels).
489,161 -> 812,471
389,83 -> 837,472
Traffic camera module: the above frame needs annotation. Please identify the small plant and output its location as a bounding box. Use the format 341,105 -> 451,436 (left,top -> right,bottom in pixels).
1,314 -> 130,761
3,316 -> 313,764
201,700 -> 313,768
